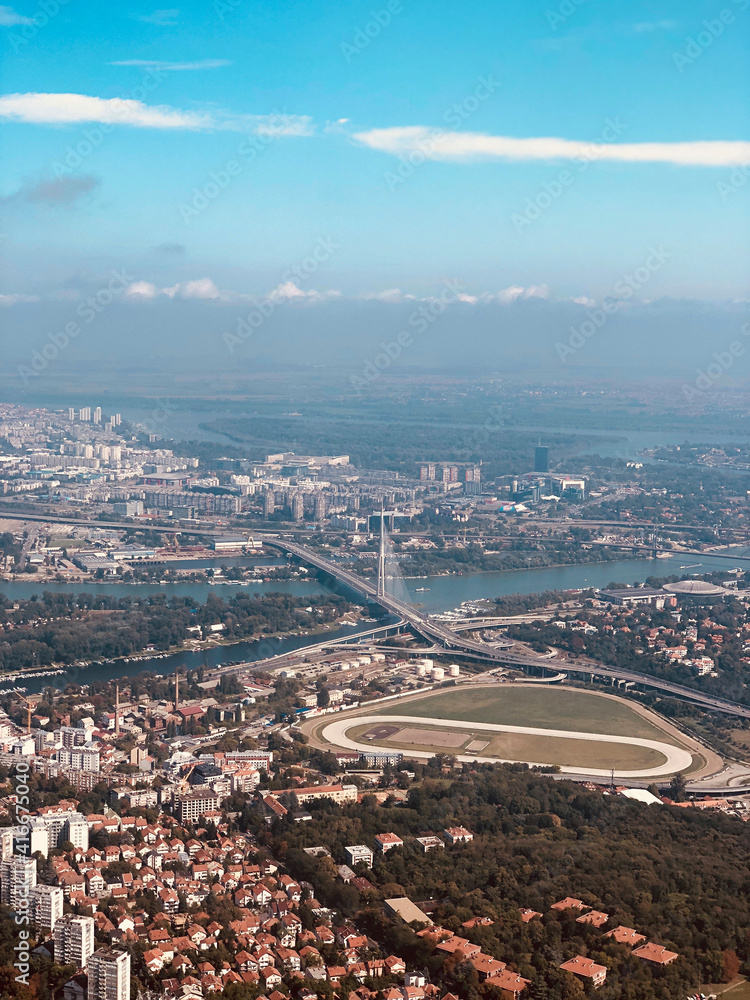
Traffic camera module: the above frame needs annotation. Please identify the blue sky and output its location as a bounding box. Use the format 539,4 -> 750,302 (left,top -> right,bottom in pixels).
0,0 -> 749,377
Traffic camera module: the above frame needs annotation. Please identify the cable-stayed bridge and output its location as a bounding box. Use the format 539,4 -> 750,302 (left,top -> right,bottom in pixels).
264,533 -> 750,718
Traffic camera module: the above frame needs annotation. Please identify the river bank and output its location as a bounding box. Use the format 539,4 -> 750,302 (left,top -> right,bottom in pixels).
6,549 -> 750,695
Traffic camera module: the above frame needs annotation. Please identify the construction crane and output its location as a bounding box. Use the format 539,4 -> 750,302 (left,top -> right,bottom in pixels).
178,762 -> 197,794
18,694 -> 37,734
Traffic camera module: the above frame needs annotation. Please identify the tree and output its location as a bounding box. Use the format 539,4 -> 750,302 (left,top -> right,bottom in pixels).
721,950 -> 740,983
668,773 -> 686,802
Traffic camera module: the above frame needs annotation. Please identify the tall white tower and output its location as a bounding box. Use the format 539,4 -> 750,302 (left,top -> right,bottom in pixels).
377,502 -> 386,598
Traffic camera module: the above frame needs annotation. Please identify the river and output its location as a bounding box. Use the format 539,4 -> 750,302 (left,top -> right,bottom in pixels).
6,549 -> 750,694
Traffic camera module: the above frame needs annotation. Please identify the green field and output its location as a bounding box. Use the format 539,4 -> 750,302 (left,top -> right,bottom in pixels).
349,720 -> 665,770
382,685 -> 683,746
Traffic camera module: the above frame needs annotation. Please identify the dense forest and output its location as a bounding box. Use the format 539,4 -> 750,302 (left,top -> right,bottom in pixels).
0,590 -> 352,669
383,542 -> 626,578
273,763 -> 750,1000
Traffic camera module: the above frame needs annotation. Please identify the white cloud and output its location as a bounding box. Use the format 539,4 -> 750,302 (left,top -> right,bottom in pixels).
360,288 -> 416,303
124,281 -> 159,299
0,92 -> 316,136
132,9 -> 179,25
268,281 -> 341,303
495,285 -> 549,304
42,279 -> 666,310
0,93 -> 212,129
0,5 -> 33,24
0,292 -> 39,305
170,278 -> 223,300
353,126 -> 750,167
632,19 -> 677,32
221,113 -> 315,137
110,59 -> 232,71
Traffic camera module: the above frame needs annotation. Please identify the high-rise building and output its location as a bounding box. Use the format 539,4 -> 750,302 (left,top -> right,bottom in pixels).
0,857 -> 37,909
314,495 -> 326,521
292,494 -> 304,521
93,407 -> 102,424
67,408 -> 76,421
64,813 -> 90,851
464,467 -> 481,495
114,413 -> 121,426
534,446 -> 549,473
79,407 -> 91,422
31,884 -> 63,931
264,490 -> 275,517
0,828 -> 14,861
55,913 -> 95,968
88,948 -> 130,1000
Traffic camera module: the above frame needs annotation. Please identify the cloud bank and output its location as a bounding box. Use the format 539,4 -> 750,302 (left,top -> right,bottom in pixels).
353,126 -> 750,167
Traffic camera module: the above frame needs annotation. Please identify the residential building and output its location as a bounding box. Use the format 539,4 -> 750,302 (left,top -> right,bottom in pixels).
416,836 -> 444,853
444,826 -> 473,844
374,833 -> 404,853
88,948 -> 131,1000
632,943 -> 679,965
177,790 -> 220,824
485,970 -> 531,1000
345,845 -> 374,869
294,784 -> 357,806
32,884 -> 64,931
55,914 -> 95,968
0,856 -> 37,909
559,956 -> 607,988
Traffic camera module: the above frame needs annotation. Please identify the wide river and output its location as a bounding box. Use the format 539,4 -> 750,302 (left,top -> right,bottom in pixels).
6,549 -> 750,694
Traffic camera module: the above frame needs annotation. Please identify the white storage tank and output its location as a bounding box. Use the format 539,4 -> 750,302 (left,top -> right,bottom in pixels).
421,658 -> 434,668
372,653 -> 386,662
449,664 -> 460,677
359,656 -> 372,665
431,666 -> 445,681
416,664 -> 427,677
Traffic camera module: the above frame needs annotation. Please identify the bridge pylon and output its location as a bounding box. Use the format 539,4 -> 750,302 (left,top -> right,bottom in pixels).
377,502 -> 386,598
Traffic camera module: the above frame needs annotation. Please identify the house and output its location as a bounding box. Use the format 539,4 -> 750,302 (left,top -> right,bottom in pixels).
144,949 -> 166,974
485,970 -> 531,1000
261,967 -> 283,988
518,908 -> 542,923
345,845 -> 374,869
559,956 -> 607,988
550,897 -> 588,912
471,954 -> 507,980
633,943 -> 679,965
436,936 -> 480,960
374,833 -> 404,853
415,836 -> 444,853
443,826 -> 473,844
384,955 -> 406,976
604,926 -> 645,946
62,974 -> 88,1000
576,910 -> 609,928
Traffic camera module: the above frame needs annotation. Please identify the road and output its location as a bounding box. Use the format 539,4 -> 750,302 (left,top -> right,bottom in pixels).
4,510 -> 750,718
265,537 -> 750,720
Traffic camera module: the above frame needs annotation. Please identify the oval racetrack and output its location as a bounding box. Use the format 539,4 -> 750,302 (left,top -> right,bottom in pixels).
320,714 -> 693,779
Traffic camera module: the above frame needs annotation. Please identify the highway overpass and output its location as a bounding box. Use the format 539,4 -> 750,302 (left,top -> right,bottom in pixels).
265,537 -> 750,720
